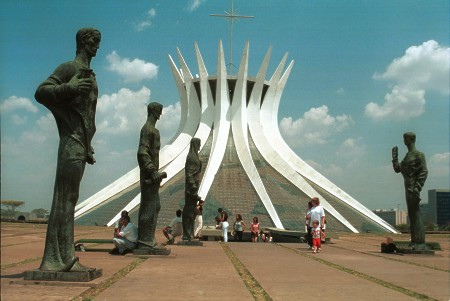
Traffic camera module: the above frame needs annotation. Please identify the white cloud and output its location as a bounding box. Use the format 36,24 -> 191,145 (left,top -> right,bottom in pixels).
96,87 -> 181,145
336,137 -> 366,159
106,51 -> 158,83
428,152 -> 450,177
11,114 -> 27,125
306,159 -> 344,178
365,40 -> 449,120
365,85 -> 425,120
279,105 -> 352,147
136,8 -> 156,32
158,102 -> 182,144
1,96 -> 38,113
187,0 -> 206,12
336,87 -> 345,94
97,87 -> 150,134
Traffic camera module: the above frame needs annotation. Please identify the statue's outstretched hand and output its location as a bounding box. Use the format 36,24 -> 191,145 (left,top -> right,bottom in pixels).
392,146 -> 398,160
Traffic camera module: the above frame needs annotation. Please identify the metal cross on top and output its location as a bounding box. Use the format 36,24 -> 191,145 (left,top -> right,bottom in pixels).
210,0 -> 254,74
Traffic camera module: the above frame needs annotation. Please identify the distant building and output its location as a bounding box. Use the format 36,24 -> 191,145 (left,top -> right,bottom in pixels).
428,189 -> 450,226
373,209 -> 408,227
420,203 -> 431,223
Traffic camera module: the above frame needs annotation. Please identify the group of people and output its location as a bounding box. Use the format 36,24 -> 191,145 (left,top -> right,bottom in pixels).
162,199 -> 205,245
109,196 -> 326,254
304,197 -> 326,254
215,209 -> 271,243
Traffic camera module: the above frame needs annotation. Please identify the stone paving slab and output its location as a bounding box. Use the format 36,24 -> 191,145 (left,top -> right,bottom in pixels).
96,242 -> 253,301
2,223 -> 449,301
332,236 -> 449,271
300,242 -> 449,301
227,242 -> 417,301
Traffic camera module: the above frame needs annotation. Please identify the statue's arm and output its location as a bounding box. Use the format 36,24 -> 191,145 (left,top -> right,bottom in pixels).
415,152 -> 428,192
35,63 -> 91,106
34,63 -> 75,106
392,146 -> 401,173
137,129 -> 160,182
185,162 -> 199,193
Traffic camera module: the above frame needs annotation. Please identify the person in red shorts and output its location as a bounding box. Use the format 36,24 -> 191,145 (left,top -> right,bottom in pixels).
311,220 -> 324,254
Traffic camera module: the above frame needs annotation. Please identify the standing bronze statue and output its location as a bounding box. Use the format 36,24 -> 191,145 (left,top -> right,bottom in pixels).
182,138 -> 202,241
34,28 -> 101,273
392,132 -> 428,249
137,102 -> 167,249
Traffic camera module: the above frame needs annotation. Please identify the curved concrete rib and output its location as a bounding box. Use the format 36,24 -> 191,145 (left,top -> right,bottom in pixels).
231,42 -> 283,229
198,41 -> 231,199
106,193 -> 140,227
75,167 -> 139,215
251,50 -> 357,232
263,61 -> 398,233
165,54 -> 187,144
106,44 -> 214,227
77,50 -> 200,219
193,42 -> 214,149
158,50 -> 200,169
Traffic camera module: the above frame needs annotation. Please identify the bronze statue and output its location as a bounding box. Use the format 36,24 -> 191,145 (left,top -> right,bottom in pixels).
137,102 -> 167,248
392,132 -> 428,248
182,138 -> 202,241
34,28 -> 101,272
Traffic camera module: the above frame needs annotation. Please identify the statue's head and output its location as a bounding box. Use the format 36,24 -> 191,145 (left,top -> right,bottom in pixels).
76,28 -> 101,56
147,102 -> 163,119
403,132 -> 416,144
190,137 -> 201,152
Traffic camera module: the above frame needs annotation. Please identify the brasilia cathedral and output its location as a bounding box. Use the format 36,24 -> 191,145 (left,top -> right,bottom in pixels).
74,41 -> 398,234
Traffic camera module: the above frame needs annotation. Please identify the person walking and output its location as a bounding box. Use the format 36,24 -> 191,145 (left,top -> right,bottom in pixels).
250,216 -> 260,243
220,214 -> 230,242
194,200 -> 205,239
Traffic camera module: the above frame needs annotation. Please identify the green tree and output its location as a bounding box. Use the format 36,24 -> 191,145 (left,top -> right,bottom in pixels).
31,208 -> 49,218
395,224 -> 410,232
1,200 -> 26,218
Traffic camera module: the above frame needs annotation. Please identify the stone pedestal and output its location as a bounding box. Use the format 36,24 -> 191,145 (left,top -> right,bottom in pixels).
396,248 -> 435,255
24,269 -> 102,282
133,247 -> 171,255
177,240 -> 203,246
381,242 -> 435,255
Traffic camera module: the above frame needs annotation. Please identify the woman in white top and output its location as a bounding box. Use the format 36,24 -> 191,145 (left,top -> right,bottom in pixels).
310,197 -> 325,229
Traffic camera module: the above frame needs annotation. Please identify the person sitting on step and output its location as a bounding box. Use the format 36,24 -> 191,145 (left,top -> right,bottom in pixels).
110,215 -> 138,255
163,209 -> 183,244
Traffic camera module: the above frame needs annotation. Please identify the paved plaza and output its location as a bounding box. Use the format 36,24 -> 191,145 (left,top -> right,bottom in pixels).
1,222 -> 449,301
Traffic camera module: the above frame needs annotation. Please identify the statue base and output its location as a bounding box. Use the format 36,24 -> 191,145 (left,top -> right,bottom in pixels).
133,247 -> 171,256
396,248 -> 435,255
24,268 -> 102,282
381,242 -> 435,255
177,240 -> 204,246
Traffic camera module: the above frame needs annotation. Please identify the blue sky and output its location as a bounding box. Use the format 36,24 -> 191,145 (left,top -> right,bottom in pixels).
1,0 -> 449,212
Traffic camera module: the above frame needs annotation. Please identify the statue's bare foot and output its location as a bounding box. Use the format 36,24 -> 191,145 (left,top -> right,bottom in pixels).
69,260 -> 96,272
39,261 -> 65,272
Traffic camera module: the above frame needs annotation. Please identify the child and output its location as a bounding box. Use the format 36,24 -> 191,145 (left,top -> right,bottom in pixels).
250,216 -> 260,243
220,214 -> 229,242
311,220 -> 324,253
